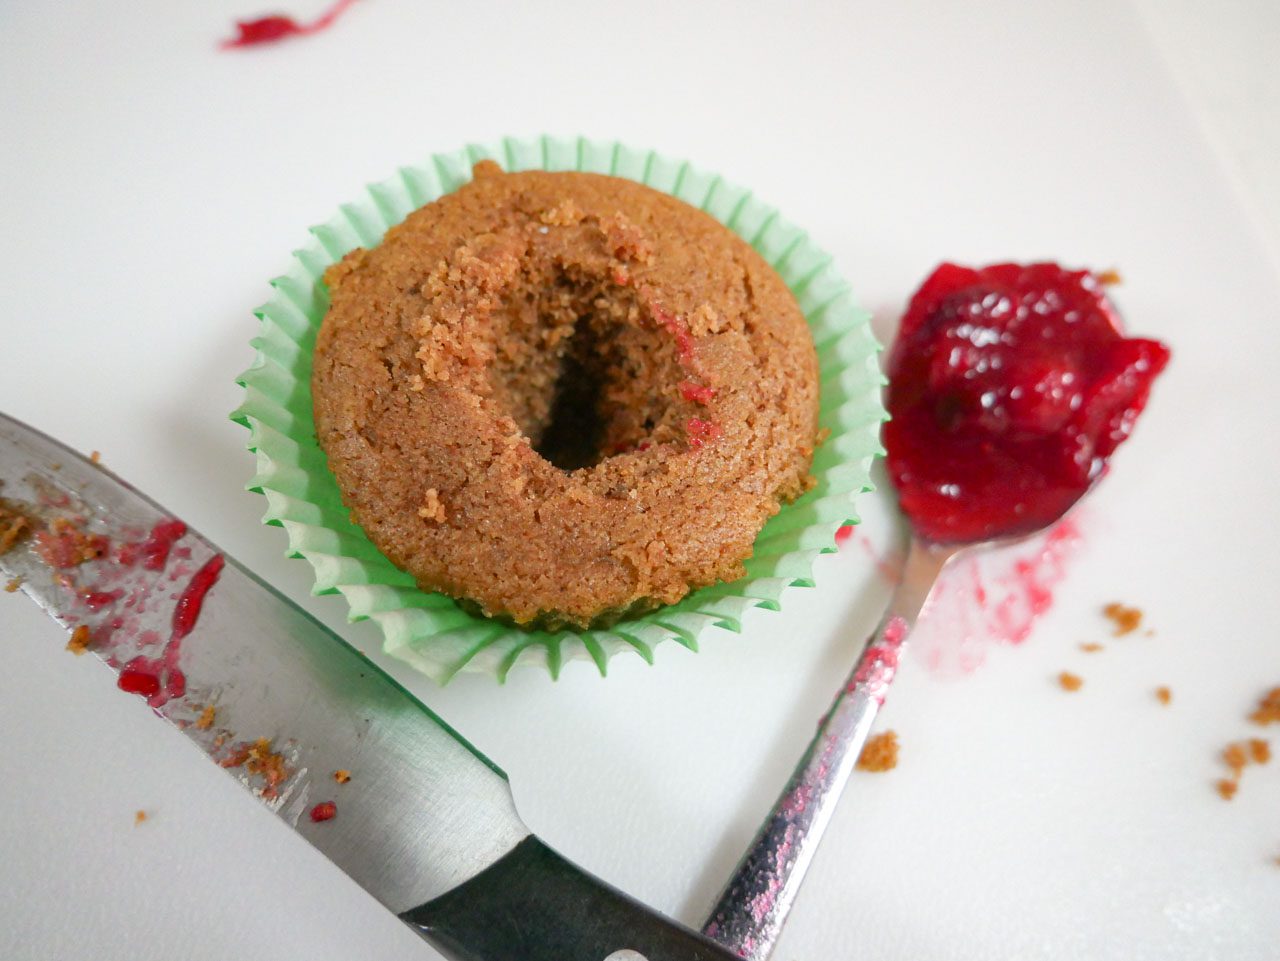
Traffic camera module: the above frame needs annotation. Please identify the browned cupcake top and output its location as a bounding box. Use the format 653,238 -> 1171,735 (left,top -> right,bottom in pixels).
312,161 -> 819,627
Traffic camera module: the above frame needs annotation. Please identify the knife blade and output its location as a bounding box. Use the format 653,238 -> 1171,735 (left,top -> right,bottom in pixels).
0,411 -> 741,961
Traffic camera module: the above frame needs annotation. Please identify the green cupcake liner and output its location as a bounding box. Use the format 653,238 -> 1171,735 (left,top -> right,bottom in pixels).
232,135 -> 885,683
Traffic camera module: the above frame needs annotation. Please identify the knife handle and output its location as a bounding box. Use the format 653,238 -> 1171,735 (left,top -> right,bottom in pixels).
402,835 -> 743,961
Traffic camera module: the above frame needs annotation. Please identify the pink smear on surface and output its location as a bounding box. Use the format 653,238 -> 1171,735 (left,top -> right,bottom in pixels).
912,517 -> 1084,676
836,525 -> 904,583
221,0 -> 358,49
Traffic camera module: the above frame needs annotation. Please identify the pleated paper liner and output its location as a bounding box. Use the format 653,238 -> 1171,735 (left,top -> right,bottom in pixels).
232,135 -> 885,683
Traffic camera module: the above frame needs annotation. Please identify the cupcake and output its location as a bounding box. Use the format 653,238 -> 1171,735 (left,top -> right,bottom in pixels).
312,160 -> 820,629
234,137 -> 883,681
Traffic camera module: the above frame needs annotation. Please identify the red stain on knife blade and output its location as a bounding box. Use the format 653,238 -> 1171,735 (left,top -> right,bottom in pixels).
115,554 -> 225,708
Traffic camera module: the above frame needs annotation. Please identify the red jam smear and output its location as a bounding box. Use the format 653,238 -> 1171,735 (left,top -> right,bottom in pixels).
649,301 -> 696,363
686,418 -> 722,450
884,263 -> 1170,544
221,0 -> 357,49
117,665 -> 162,699
171,555 -> 225,641
309,801 -> 337,823
114,554 -> 224,708
139,520 -> 187,571
678,380 -> 716,405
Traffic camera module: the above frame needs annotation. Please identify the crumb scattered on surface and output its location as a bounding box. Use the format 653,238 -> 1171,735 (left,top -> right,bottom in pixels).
0,501 -> 32,555
1058,671 -> 1083,692
34,517 -> 108,568
90,451 -> 102,464
1155,686 -> 1172,706
1249,687 -> 1280,726
1217,737 -> 1273,800
195,705 -> 216,730
221,737 -> 290,799
4,577 -> 22,593
1249,738 -> 1271,765
65,624 -> 92,656
1079,642 -> 1104,653
1096,268 -> 1123,285
1224,743 -> 1248,777
856,730 -> 899,773
1102,602 -> 1142,636
333,769 -> 351,784
134,810 -> 147,826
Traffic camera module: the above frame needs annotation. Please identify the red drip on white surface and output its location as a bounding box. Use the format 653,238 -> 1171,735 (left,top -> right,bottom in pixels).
913,517 -> 1083,676
838,518 -> 1084,676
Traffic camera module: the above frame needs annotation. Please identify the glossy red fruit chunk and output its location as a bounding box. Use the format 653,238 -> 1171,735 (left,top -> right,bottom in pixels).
884,262 -> 1170,544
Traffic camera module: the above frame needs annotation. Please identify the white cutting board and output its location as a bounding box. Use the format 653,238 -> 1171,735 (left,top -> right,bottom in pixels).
2,1 -> 1278,958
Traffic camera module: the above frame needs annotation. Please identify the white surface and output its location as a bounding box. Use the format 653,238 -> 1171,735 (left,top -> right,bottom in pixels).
2,1 -> 1279,959
1133,0 -> 1280,267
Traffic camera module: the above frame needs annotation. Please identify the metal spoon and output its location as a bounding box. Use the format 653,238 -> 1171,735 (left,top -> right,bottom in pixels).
700,534 -> 958,959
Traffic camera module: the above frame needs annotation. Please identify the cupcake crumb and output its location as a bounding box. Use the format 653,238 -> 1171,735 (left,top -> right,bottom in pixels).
417,489 -> 447,523
1155,686 -> 1172,705
90,451 -> 102,465
1058,671 -> 1083,692
1079,642 -> 1104,653
4,576 -> 22,593
0,501 -> 32,556
1249,687 -> 1280,726
1102,602 -> 1142,636
221,737 -> 290,800
856,730 -> 899,773
35,517 -> 108,568
1215,737 -> 1271,800
334,769 -> 351,784
134,810 -> 148,826
194,705 -> 216,730
66,625 -> 92,656
1223,742 -> 1248,777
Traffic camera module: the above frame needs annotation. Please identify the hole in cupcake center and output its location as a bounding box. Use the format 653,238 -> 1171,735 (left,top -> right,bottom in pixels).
535,320 -> 609,471
486,267 -> 679,471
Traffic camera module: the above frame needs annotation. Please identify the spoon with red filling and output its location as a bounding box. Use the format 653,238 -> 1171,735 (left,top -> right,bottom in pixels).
703,263 -> 1170,960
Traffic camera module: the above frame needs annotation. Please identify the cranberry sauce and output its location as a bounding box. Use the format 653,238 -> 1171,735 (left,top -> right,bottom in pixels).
884,263 -> 1170,543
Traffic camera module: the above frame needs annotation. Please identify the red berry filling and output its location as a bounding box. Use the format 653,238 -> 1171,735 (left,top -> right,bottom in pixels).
884,262 -> 1170,543
686,418 -> 722,450
678,380 -> 716,405
309,801 -> 337,823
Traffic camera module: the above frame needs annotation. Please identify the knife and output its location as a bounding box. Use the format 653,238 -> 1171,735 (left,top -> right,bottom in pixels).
0,411 -> 741,961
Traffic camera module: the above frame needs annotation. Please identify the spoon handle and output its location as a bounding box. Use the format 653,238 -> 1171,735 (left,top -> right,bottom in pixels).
702,538 -> 955,960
